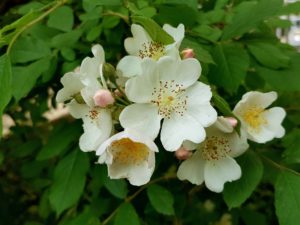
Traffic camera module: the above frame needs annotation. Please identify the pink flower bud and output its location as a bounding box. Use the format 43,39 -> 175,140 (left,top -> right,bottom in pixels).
181,48 -> 195,59
175,147 -> 192,160
93,89 -> 115,108
225,117 -> 238,128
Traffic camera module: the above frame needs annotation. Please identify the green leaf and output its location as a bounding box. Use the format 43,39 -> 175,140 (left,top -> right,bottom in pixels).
197,9 -> 225,25
0,11 -> 40,47
279,1 -> 300,15
223,151 -> 263,208
51,30 -> 82,49
83,0 -> 122,11
12,57 -> 50,101
86,25 -> 102,42
275,171 -> 300,225
61,48 -> 76,61
0,54 -> 12,136
36,122 -> 81,161
17,2 -> 44,15
63,208 -> 100,225
49,149 -> 89,215
158,0 -> 198,9
256,52 -> 300,92
147,184 -> 175,215
180,38 -> 215,64
13,140 -> 41,158
240,209 -> 267,225
104,178 -> 128,199
10,36 -> 51,63
247,42 -> 290,69
154,5 -> 197,27
214,0 -> 229,10
209,43 -> 249,92
192,25 -> 222,42
131,16 -> 174,45
114,203 -> 140,225
282,129 -> 300,164
47,6 -> 74,32
0,151 -> 4,166
222,0 -> 283,40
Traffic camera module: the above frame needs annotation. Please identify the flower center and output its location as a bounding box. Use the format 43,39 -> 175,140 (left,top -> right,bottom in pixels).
139,41 -> 165,60
242,107 -> 267,131
110,138 -> 149,165
201,136 -> 230,161
151,80 -> 188,118
88,108 -> 100,120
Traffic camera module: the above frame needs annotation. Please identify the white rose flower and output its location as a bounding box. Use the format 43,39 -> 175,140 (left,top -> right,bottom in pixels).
116,23 -> 184,77
233,91 -> 286,143
96,129 -> 158,186
119,57 -> 217,151
56,44 -> 113,152
177,117 -> 249,193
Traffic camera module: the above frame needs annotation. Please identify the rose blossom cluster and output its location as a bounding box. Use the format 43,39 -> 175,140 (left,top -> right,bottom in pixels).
56,23 -> 286,192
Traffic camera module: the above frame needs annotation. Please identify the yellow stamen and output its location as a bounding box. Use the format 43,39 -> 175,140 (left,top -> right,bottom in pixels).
110,138 -> 149,165
242,107 -> 267,130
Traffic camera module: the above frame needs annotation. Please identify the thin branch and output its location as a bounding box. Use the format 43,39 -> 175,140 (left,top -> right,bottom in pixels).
260,154 -> 300,176
102,10 -> 130,25
6,0 -> 68,54
101,174 -> 177,225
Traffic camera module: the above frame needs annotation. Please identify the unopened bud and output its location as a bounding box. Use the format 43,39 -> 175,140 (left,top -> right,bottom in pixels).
181,48 -> 195,59
114,89 -> 123,97
175,147 -> 192,160
225,117 -> 238,128
73,93 -> 85,104
93,89 -> 115,107
103,63 -> 116,82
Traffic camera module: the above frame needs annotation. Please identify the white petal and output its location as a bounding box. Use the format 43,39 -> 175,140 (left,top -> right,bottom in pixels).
79,109 -> 112,151
177,150 -> 205,185
163,23 -> 185,48
127,158 -> 155,186
117,56 -> 143,77
124,24 -> 152,55
158,57 -> 201,89
204,156 -> 241,193
264,107 -> 286,138
247,125 -> 275,143
108,160 -> 154,186
67,100 -> 89,119
80,57 -> 101,87
227,129 -> 249,158
80,84 -> 101,107
186,83 -> 217,127
161,113 -> 206,151
186,82 -> 213,104
165,46 -> 181,60
125,59 -> 159,103
120,104 -> 161,140
56,72 -> 84,103
92,44 -> 105,63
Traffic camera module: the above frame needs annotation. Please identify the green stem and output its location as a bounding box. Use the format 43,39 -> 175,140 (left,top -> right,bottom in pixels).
101,174 -> 177,225
102,10 -> 130,25
6,0 -> 68,54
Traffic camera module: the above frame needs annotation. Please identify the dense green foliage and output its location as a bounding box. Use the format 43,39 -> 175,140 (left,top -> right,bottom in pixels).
1,0 -> 300,225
